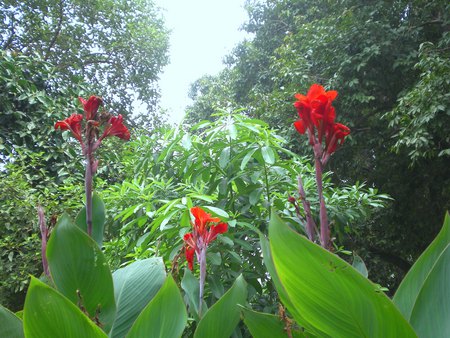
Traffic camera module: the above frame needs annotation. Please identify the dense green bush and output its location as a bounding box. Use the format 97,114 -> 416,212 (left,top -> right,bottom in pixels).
101,112 -> 389,320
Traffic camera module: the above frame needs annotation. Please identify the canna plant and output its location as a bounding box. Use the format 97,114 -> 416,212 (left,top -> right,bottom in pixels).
0,95 -> 247,338
290,84 -> 350,249
0,87 -> 449,338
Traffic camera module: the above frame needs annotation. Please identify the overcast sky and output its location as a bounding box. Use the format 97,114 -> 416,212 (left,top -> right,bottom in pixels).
154,0 -> 250,123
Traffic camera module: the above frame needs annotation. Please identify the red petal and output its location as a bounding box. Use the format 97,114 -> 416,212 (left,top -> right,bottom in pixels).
106,115 -> 130,140
207,222 -> 228,243
327,90 -> 338,101
185,247 -> 195,271
307,84 -> 326,100
190,207 -> 220,234
294,120 -> 306,134
79,96 -> 102,120
55,114 -> 84,143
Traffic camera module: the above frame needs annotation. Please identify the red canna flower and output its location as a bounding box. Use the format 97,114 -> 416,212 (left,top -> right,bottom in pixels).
183,206 -> 228,316
54,113 -> 84,144
183,207 -> 228,271
325,122 -> 350,155
79,96 -> 102,120
99,114 -> 130,141
293,84 -> 338,140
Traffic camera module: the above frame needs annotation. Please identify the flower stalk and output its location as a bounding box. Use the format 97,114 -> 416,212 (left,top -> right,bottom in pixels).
38,205 -> 50,278
292,84 -> 350,249
55,96 -> 130,237
183,207 -> 228,317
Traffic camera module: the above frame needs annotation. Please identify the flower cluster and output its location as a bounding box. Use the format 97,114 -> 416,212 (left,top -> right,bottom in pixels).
183,207 -> 228,271
54,96 -> 130,150
293,84 -> 350,163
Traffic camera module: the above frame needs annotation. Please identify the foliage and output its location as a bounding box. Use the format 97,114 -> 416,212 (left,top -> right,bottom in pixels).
394,212 -> 450,337
0,0 -> 169,115
0,159 -> 83,310
102,112 -> 389,323
187,0 -> 450,292
385,32 -> 450,161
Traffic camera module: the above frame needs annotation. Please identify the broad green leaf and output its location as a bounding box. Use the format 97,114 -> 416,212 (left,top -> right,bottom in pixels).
23,277 -> 107,338
194,275 -> 247,338
240,147 -> 257,170
181,268 -> 200,317
47,214 -> 116,332
203,205 -> 229,219
0,304 -> 24,338
75,192 -> 106,247
127,275 -> 187,338
409,243 -> 450,337
260,233 -> 323,337
110,258 -> 166,338
241,307 -> 305,338
394,212 -> 450,320
219,146 -> 231,169
269,211 -> 417,338
261,146 -> 275,165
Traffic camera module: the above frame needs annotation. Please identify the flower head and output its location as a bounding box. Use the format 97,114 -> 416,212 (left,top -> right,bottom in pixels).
54,113 -> 84,144
326,122 -> 351,155
293,84 -> 338,141
183,207 -> 228,270
99,114 -> 130,141
79,96 -> 102,120
293,84 -> 350,158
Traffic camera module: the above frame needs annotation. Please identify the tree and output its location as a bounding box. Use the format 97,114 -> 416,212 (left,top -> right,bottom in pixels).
1,0 -> 169,116
187,0 -> 450,291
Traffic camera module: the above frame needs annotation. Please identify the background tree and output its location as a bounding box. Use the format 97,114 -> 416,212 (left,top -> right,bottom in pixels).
186,0 -> 450,292
1,0 -> 169,116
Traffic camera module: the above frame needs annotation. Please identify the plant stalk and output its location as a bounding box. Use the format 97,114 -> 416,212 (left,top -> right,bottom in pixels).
313,144 -> 330,249
198,247 -> 207,318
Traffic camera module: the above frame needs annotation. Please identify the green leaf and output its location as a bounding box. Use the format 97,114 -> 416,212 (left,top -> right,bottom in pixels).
269,210 -> 417,337
0,304 -> 24,338
203,206 -> 229,219
392,212 -> 450,337
241,307 -> 306,338
75,193 -> 106,247
240,147 -> 257,170
47,214 -> 116,332
126,275 -> 187,338
219,146 -> 231,169
181,268 -> 200,317
409,244 -> 450,337
23,277 -> 107,338
352,253 -> 368,278
110,258 -> 166,338
260,233 -> 322,336
261,146 -> 275,165
194,275 -> 247,338
394,213 -> 450,321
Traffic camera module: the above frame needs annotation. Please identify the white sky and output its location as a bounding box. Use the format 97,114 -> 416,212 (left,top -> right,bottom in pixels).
154,0 -> 250,123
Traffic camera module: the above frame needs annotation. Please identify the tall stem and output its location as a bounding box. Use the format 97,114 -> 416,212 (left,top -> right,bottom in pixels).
198,247 -> 207,318
85,124 -> 94,237
263,162 -> 271,218
313,145 -> 330,249
38,206 -> 50,278
297,176 -> 317,241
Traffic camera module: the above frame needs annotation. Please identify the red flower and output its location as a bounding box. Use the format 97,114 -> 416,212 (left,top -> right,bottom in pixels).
294,84 -> 338,138
79,96 -> 102,120
54,113 -> 84,144
183,207 -> 228,270
99,114 -> 130,141
326,122 -> 350,155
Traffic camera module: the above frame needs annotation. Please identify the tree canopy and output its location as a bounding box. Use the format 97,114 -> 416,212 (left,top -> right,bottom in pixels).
1,0 -> 169,115
186,0 -> 450,291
